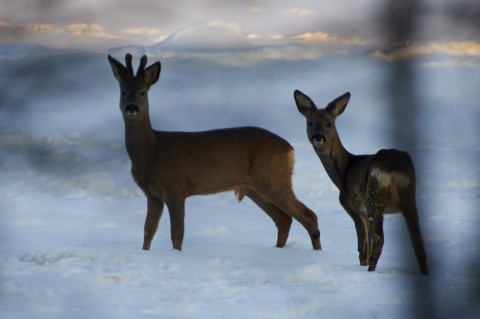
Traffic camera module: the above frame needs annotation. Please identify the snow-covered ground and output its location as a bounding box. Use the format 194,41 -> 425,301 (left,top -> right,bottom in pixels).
0,48 -> 479,318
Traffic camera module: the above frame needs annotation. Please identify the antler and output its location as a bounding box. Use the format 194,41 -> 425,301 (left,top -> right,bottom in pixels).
125,53 -> 134,78
136,55 -> 148,78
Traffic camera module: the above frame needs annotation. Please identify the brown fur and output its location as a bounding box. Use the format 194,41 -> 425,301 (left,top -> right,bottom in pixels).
107,53 -> 321,251
294,90 -> 428,275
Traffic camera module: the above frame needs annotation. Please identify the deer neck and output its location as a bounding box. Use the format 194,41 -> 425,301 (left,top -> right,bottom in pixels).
124,114 -> 156,167
317,136 -> 353,190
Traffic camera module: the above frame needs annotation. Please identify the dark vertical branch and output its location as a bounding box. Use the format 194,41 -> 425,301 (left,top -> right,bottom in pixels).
381,1 -> 436,318
382,0 -> 419,152
458,1 -> 480,313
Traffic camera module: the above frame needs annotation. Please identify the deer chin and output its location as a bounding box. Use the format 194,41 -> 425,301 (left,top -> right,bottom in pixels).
311,134 -> 326,148
125,110 -> 138,117
312,138 -> 326,148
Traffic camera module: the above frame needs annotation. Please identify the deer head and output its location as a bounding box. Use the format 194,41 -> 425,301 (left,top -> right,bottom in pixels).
108,53 -> 161,122
294,90 -> 350,154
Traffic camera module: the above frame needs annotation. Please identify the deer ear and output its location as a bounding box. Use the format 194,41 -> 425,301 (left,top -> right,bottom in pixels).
294,90 -> 317,117
326,92 -> 350,118
108,55 -> 126,82
143,61 -> 161,86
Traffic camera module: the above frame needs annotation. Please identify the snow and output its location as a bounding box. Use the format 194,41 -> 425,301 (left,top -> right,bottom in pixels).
1,48 -> 479,318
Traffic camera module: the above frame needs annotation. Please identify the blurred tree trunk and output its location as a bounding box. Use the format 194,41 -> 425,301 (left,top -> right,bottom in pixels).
381,1 -> 436,318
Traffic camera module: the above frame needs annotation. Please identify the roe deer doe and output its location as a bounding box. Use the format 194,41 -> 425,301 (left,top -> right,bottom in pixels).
294,90 -> 428,275
107,53 -> 321,251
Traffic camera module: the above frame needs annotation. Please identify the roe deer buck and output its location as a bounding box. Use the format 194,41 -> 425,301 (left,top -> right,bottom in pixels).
294,90 -> 428,275
107,53 -> 321,251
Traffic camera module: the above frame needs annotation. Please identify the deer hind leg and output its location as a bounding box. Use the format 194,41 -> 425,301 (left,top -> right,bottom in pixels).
246,190 -> 292,248
143,196 -> 165,250
401,200 -> 429,275
262,190 -> 321,250
366,179 -> 388,272
367,212 -> 385,272
166,197 -> 186,251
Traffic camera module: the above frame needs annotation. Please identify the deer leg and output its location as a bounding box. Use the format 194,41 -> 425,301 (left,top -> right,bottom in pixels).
266,192 -> 321,250
367,212 -> 384,272
354,215 -> 369,266
143,196 -> 164,250
357,216 -> 370,266
366,179 -> 387,272
401,202 -> 429,275
246,190 -> 292,248
166,197 -> 186,251
344,207 -> 369,266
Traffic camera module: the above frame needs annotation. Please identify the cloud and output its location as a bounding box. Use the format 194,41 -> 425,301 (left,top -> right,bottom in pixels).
145,45 -> 326,67
269,34 -> 285,40
135,24 -> 373,67
372,41 -> 480,62
120,27 -> 162,36
285,8 -> 315,16
0,20 -> 58,38
0,20 -> 124,49
68,24 -> 116,39
157,20 -> 249,51
247,6 -> 263,14
24,23 -> 55,33
421,59 -> 480,68
294,31 -> 372,46
119,27 -> 167,45
245,33 -> 260,40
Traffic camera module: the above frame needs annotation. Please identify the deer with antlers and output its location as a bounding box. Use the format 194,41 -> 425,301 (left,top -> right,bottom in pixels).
107,53 -> 321,251
294,90 -> 428,275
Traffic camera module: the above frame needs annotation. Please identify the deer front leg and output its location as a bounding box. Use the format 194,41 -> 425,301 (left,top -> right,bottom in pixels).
166,197 -> 186,251
143,196 -> 164,250
344,206 -> 369,266
353,215 -> 369,266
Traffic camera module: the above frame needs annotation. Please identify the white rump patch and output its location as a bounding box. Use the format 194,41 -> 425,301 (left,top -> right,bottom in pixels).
370,167 -> 410,187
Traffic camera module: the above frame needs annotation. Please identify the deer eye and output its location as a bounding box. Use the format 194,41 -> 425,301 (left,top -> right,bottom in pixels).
121,90 -> 127,96
326,122 -> 332,128
140,91 -> 146,96
308,121 -> 313,127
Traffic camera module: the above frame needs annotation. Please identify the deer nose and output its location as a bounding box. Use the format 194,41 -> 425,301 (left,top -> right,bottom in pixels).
311,134 -> 326,146
125,104 -> 139,116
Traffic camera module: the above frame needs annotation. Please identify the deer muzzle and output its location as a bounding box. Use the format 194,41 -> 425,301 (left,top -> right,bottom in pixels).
125,104 -> 140,117
311,134 -> 326,147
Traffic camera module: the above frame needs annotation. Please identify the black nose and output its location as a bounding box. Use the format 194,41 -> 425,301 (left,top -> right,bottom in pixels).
311,134 -> 326,144
125,104 -> 139,115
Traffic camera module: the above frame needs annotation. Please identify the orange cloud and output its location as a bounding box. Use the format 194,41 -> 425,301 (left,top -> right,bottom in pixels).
68,24 -> 116,39
24,23 -> 55,32
372,41 -> 480,62
247,6 -> 263,14
294,31 -> 371,46
120,27 -> 162,36
245,33 -> 261,40
269,34 -> 284,40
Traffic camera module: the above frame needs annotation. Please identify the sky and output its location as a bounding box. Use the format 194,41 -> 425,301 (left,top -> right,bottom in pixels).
1,0 -> 480,67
